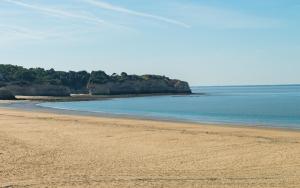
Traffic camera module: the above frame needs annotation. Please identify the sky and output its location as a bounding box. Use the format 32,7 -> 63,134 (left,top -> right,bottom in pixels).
0,0 -> 300,86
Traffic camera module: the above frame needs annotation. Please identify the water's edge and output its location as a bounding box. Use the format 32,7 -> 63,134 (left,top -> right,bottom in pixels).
1,85 -> 299,131
1,100 -> 299,132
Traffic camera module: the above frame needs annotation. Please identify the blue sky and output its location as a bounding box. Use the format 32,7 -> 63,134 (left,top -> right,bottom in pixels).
1,0 -> 299,86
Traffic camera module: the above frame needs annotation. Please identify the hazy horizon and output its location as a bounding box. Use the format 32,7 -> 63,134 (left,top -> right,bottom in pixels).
1,0 -> 300,86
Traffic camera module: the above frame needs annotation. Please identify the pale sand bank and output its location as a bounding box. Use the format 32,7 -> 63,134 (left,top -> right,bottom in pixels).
0,108 -> 300,187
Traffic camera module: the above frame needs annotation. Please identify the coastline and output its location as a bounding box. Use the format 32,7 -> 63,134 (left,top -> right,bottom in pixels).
0,107 -> 300,187
1,97 -> 299,132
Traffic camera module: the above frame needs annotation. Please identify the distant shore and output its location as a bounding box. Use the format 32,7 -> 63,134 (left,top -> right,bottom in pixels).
12,93 -> 197,102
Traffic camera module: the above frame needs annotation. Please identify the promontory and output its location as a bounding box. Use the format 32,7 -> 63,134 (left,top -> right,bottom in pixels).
0,64 -> 191,98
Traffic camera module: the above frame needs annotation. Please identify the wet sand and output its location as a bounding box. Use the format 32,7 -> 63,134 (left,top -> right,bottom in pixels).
0,108 -> 300,187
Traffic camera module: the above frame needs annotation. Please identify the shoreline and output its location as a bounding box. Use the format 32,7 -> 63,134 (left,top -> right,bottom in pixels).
0,107 -> 300,187
1,98 -> 300,133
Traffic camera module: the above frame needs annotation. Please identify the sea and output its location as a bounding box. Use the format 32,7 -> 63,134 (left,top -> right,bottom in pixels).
38,85 -> 300,129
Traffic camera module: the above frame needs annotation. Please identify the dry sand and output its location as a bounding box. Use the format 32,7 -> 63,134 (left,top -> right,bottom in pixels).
0,108 -> 300,188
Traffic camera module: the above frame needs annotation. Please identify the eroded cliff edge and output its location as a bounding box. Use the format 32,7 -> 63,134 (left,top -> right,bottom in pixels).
88,72 -> 191,95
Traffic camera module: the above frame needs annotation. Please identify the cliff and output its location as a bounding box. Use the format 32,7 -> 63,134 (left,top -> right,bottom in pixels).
0,64 -> 192,96
88,73 -> 191,95
0,89 -> 15,100
3,84 -> 71,97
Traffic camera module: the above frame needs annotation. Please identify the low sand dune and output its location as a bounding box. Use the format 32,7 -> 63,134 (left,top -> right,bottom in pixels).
0,108 -> 300,187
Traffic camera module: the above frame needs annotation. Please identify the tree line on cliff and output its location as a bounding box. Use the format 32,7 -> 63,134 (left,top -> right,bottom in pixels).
0,64 -> 91,92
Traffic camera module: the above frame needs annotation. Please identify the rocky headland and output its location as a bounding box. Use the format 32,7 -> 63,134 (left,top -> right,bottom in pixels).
0,64 -> 191,98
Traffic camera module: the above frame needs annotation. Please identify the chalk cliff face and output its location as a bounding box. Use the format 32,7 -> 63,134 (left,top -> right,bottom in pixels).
0,89 -> 15,100
87,73 -> 191,95
3,84 -> 71,97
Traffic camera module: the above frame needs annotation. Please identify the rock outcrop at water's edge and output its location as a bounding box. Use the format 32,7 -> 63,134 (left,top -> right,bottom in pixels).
0,64 -> 192,96
3,84 -> 71,97
0,89 -> 16,100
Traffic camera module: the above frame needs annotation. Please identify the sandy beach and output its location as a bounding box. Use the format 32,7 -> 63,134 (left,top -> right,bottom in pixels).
1,108 -> 300,188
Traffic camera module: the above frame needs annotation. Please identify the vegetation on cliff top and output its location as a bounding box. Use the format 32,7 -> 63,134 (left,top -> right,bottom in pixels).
0,64 -> 90,91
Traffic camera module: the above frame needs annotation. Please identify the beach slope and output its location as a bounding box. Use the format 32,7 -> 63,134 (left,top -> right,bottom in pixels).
0,108 -> 300,187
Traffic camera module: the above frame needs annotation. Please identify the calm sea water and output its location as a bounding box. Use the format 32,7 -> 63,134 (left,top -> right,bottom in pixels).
39,85 -> 300,129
